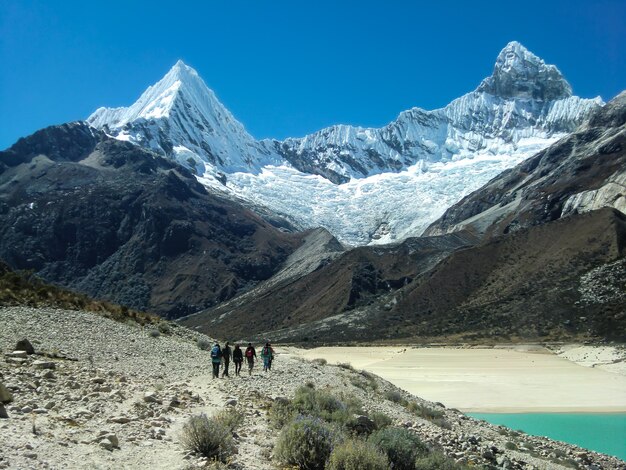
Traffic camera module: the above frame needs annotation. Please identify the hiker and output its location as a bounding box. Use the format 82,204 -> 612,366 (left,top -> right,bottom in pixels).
245,342 -> 256,376
222,341 -> 232,377
233,344 -> 243,376
261,342 -> 275,372
210,343 -> 222,379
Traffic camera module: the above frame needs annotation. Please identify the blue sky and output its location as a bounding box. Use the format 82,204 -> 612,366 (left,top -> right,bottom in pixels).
1,0 -> 624,149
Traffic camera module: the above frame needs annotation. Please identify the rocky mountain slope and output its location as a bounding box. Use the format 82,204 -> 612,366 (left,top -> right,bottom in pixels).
2,306 -> 623,469
182,231 -> 478,341
0,123 -> 304,318
88,42 -> 602,245
425,91 -> 626,238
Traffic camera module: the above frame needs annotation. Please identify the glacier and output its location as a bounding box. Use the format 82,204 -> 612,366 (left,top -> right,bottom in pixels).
88,41 -> 604,246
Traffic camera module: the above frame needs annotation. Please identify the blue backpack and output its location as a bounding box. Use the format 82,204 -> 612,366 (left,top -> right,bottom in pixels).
211,346 -> 220,359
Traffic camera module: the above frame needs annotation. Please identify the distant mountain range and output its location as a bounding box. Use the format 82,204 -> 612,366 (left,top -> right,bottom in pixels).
1,41 -> 624,342
87,41 -> 602,245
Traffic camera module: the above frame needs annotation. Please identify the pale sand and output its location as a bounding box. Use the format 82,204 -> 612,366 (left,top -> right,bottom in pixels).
291,346 -> 626,413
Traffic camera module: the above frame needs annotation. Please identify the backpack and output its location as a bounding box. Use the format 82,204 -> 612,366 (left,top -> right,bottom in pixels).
245,348 -> 253,358
263,346 -> 270,356
211,346 -> 220,359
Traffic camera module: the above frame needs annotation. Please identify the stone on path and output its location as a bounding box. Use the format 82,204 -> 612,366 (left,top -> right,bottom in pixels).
0,383 -> 13,403
15,339 -> 35,355
32,360 -> 56,370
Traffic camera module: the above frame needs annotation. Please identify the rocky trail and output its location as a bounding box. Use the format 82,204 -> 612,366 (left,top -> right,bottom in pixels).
1,306 -> 624,469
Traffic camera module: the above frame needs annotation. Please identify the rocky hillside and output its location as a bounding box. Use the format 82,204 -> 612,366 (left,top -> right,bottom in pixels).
0,123 -> 304,318
1,306 -> 623,469
182,231 -> 478,341
182,208 -> 626,344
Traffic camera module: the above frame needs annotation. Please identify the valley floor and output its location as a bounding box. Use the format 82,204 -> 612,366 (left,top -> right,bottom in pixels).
0,307 -> 624,469
290,345 -> 626,413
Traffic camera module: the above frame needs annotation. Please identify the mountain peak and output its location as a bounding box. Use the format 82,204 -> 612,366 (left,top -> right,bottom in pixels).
476,41 -> 572,100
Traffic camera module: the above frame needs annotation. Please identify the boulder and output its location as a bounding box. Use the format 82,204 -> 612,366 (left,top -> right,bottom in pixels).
0,404 -> 8,419
0,383 -> 13,403
32,360 -> 56,370
14,339 -> 35,355
99,439 -> 114,451
143,392 -> 161,404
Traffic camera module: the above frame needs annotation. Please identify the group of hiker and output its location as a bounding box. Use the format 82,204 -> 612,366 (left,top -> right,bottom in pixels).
209,341 -> 275,378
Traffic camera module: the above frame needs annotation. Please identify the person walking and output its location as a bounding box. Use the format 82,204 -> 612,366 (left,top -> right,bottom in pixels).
233,344 -> 243,376
245,342 -> 256,376
210,343 -> 222,379
261,342 -> 274,372
222,341 -> 232,377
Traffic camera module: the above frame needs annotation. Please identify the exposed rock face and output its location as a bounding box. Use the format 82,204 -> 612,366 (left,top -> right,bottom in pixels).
0,123 -> 303,318
424,91 -> 626,239
476,41 -> 572,100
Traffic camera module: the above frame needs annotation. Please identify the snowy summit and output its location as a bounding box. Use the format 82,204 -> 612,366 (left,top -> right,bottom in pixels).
88,42 -> 603,246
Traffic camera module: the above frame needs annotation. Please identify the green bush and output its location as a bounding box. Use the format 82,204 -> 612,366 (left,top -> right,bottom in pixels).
406,402 -> 450,429
180,413 -> 235,462
369,427 -> 429,470
312,358 -> 328,365
291,385 -> 361,427
274,415 -> 343,470
414,452 -> 469,470
384,390 -> 405,404
213,408 -> 243,432
337,362 -> 354,371
197,337 -> 211,350
369,411 -> 393,430
327,438 -> 389,470
148,328 -> 160,338
269,397 -> 295,429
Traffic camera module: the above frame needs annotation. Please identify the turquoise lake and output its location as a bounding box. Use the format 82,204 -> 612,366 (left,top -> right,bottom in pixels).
468,413 -> 626,461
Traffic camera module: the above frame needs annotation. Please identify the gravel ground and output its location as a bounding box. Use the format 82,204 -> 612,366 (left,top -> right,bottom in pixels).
0,306 -> 623,470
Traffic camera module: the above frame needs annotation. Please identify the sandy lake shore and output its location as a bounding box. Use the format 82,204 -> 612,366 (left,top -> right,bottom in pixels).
291,345 -> 626,413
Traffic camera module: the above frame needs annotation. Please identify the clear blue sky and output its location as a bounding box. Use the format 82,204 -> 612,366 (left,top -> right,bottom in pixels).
1,0 -> 624,149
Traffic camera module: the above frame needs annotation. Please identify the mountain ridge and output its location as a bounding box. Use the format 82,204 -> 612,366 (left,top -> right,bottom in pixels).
86,41 -> 604,245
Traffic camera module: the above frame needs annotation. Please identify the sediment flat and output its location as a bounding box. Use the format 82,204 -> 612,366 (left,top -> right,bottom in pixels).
291,345 -> 626,413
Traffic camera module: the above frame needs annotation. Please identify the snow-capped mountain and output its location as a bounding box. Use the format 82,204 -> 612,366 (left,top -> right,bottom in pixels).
88,42 -> 603,245
270,42 -> 600,183
88,60 -> 280,176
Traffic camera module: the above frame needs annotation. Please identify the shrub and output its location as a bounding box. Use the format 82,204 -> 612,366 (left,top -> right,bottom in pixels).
337,363 -> 354,371
180,413 -> 235,462
385,390 -> 405,404
197,337 -> 211,350
327,438 -> 389,470
157,322 -> 171,334
291,385 -> 361,427
312,358 -> 328,366
213,408 -> 244,432
369,427 -> 429,470
414,452 -> 470,470
406,402 -> 450,429
269,397 -> 295,429
504,441 -> 517,450
274,415 -> 343,470
369,411 -> 392,430
148,328 -> 160,338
